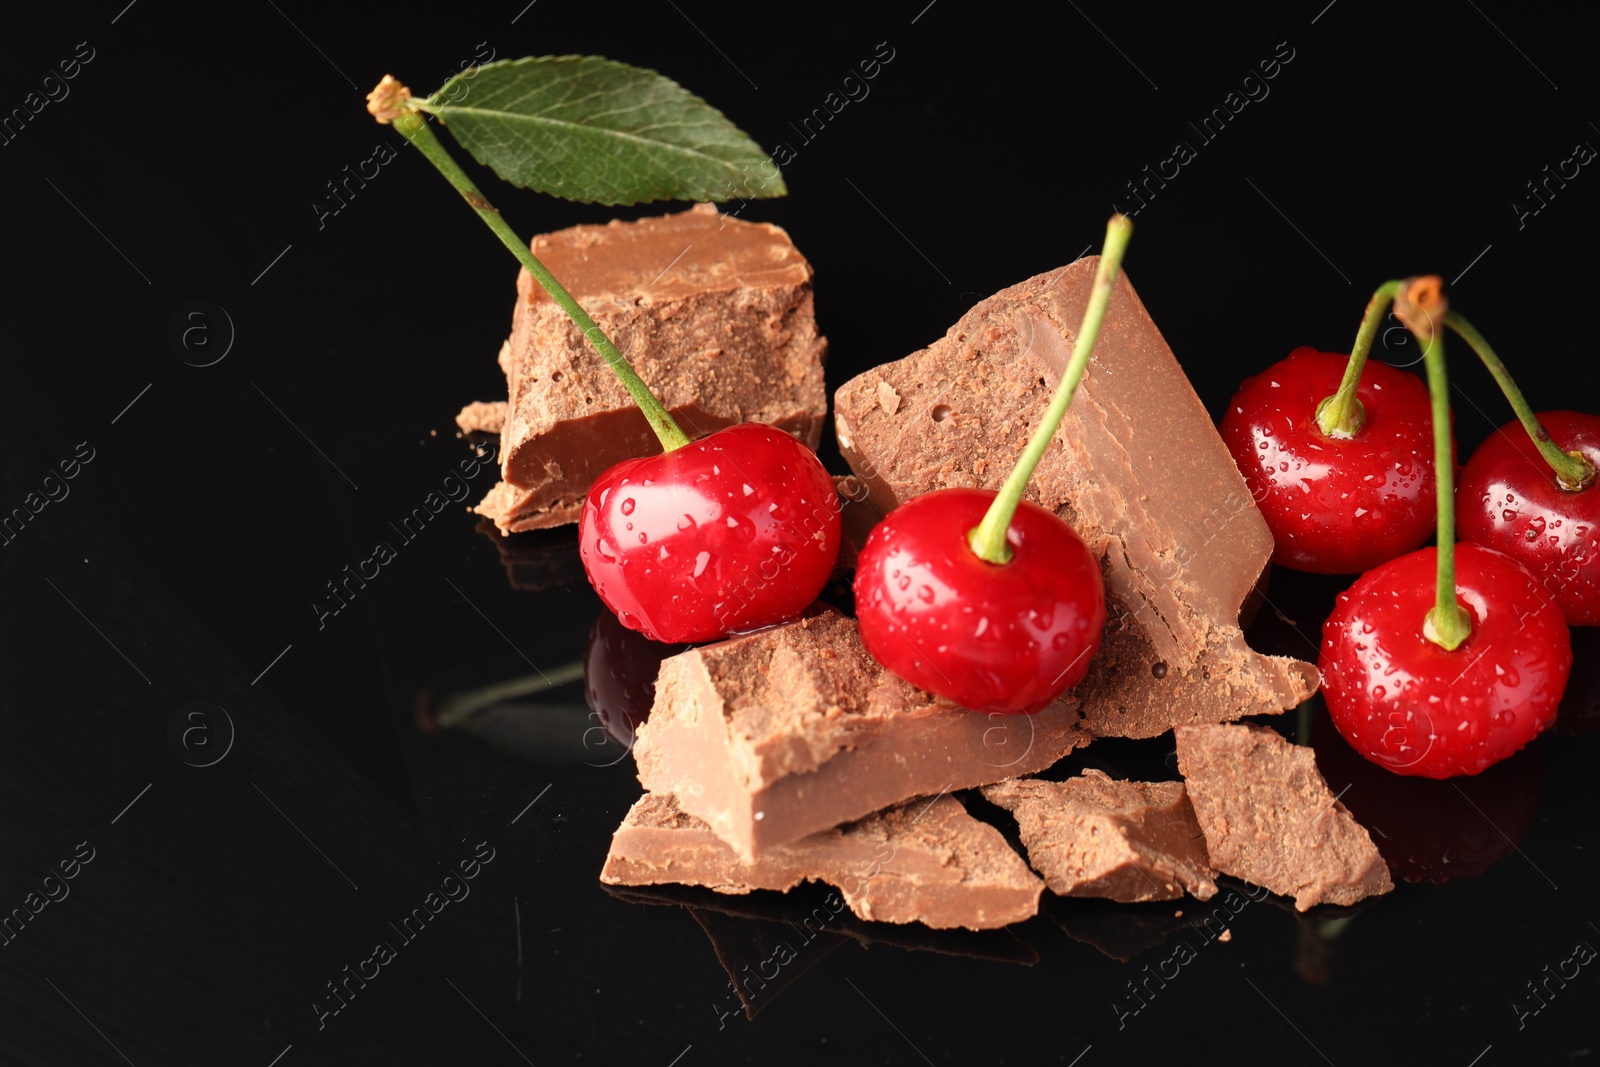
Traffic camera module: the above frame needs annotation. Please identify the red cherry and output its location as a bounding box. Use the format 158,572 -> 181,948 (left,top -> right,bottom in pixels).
1220,347 -> 1443,574
1455,410 -> 1600,626
579,423 -> 841,643
853,488 -> 1106,715
1319,542 -> 1572,779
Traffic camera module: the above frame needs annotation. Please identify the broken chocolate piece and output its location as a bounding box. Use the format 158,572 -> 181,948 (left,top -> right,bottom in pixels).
634,608 -> 1088,860
1175,723 -> 1393,911
455,400 -> 508,436
833,261 -> 1317,738
602,792 -> 1042,930
481,203 -> 828,532
982,771 -> 1217,902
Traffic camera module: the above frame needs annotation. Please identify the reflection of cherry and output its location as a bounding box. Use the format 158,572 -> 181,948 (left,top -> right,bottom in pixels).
1311,712 -> 1546,883
1456,410 -> 1600,626
583,610 -> 686,750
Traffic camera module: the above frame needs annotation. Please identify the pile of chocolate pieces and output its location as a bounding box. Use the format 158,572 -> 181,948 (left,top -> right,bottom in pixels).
458,204 -> 1392,938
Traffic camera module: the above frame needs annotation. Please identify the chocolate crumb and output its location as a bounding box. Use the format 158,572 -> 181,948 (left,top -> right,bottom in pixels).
876,380 -> 902,415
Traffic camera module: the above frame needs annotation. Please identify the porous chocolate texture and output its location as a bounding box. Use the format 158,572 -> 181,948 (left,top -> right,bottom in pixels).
633,608 -> 1088,860
477,203 -> 828,532
1175,723 -> 1393,911
982,771 -> 1217,903
833,260 -> 1317,737
601,792 -> 1042,930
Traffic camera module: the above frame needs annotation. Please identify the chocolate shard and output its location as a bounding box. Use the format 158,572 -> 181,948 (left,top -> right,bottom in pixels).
833,261 -> 1317,738
602,791 -> 1042,930
1175,723 -> 1394,911
634,608 -> 1088,860
479,203 -> 827,533
455,400 -> 508,436
982,771 -> 1217,903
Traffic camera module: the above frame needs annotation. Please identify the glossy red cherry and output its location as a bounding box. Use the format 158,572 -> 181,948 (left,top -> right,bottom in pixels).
1220,346 -> 1443,574
853,488 -> 1105,714
1319,542 -> 1571,779
1455,410 -> 1600,626
579,423 -> 841,643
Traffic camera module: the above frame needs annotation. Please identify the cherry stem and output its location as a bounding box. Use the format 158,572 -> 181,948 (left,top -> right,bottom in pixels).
386,107 -> 691,453
1396,278 -> 1471,651
1443,310 -> 1594,491
1314,279 -> 1403,438
968,215 -> 1133,565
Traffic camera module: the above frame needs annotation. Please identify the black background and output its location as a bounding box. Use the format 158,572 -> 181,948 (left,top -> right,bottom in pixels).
3,1 -> 1598,1064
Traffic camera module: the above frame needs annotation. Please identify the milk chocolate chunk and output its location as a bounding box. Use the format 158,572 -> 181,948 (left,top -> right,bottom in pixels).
1175,724 -> 1393,911
483,203 -> 827,533
601,792 -> 1042,930
634,608 -> 1088,860
982,771 -> 1217,903
833,261 -> 1317,738
455,400 -> 508,436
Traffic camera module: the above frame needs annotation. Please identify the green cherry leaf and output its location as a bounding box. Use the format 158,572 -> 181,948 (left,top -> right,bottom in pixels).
419,55 -> 786,206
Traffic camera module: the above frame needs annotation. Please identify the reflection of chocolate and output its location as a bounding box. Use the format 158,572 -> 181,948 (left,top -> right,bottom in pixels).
602,792 -> 1042,930
833,262 -> 1316,738
982,772 -> 1217,903
1176,724 -> 1392,911
603,883 -> 1040,965
635,608 -> 1088,860
1312,714 -> 1546,884
1044,897 -> 1195,962
584,610 -> 685,749
473,517 -> 585,591
475,204 -> 828,533
690,905 -> 847,1021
